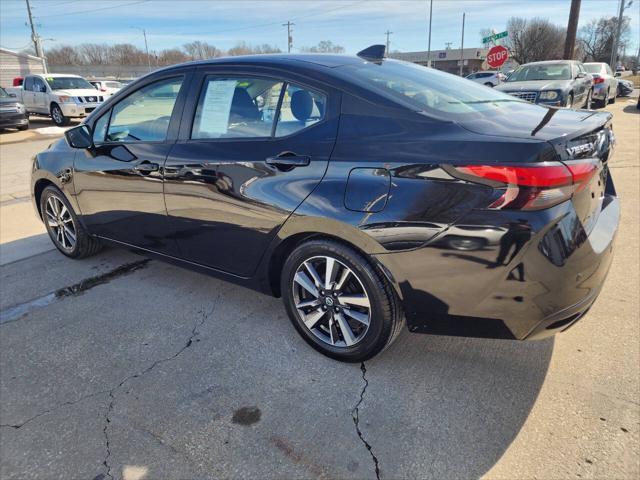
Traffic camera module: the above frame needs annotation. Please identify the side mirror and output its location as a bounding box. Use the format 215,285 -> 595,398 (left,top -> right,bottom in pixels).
614,72 -> 621,77
576,72 -> 585,79
65,124 -> 93,149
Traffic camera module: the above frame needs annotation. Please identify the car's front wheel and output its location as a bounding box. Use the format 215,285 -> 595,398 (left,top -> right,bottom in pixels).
50,103 -> 70,127
281,239 -> 404,362
40,186 -> 102,258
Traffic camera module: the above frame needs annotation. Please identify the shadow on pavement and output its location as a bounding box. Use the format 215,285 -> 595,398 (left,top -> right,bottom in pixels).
0,240 -> 554,479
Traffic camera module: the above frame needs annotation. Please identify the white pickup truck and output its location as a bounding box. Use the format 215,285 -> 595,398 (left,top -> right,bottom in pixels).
8,74 -> 106,126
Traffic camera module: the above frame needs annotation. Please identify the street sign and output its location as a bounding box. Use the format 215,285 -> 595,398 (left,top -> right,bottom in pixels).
486,45 -> 509,68
482,31 -> 508,44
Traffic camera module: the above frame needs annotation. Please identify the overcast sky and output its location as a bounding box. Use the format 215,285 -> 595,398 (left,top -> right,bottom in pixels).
1,0 -> 638,56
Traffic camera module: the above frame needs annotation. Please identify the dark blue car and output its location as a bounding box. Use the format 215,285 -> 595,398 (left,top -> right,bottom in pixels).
32,46 -> 619,361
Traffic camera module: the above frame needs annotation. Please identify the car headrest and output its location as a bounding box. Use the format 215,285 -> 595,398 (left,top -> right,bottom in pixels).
291,90 -> 313,122
230,87 -> 260,123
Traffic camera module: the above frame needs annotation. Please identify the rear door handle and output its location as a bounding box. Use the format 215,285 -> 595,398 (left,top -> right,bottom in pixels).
134,162 -> 159,173
265,152 -> 311,168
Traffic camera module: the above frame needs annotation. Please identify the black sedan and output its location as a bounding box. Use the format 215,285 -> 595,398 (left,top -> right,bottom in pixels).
0,87 -> 28,131
31,46 -> 619,361
495,60 -> 593,108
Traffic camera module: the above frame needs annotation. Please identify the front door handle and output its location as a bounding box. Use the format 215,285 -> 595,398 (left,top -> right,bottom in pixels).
265,152 -> 311,168
134,161 -> 159,173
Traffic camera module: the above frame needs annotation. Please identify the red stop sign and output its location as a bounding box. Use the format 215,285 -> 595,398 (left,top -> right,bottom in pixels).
487,45 -> 509,68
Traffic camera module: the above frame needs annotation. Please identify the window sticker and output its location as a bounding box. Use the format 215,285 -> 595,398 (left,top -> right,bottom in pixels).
198,80 -> 237,137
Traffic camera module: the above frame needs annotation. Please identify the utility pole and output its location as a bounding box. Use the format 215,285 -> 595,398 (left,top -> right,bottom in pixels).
142,29 -> 150,70
25,0 -> 44,58
385,30 -> 393,54
563,0 -> 581,59
426,0 -> 433,67
459,12 -> 465,76
283,21 -> 294,53
610,0 -> 632,68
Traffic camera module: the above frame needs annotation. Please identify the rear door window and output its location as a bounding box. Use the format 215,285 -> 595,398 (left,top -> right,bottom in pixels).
275,84 -> 326,137
191,77 -> 283,139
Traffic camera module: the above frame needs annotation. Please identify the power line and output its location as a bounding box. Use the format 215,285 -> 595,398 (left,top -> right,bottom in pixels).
35,0 -> 148,18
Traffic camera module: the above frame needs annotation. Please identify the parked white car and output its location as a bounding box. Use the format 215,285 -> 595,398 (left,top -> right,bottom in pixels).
583,62 -> 617,108
465,71 -> 506,87
7,74 -> 106,126
89,80 -> 123,97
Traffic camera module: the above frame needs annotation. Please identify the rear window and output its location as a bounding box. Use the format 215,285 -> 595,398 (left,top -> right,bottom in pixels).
584,64 -> 603,74
338,60 -> 522,119
507,63 -> 572,82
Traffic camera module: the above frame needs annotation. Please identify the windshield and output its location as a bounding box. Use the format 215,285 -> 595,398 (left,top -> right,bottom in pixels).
46,76 -> 94,90
584,64 -> 603,74
0,87 -> 8,98
339,60 -> 522,119
507,63 -> 572,82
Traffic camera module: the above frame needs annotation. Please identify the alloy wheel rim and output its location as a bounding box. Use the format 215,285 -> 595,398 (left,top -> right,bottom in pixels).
52,108 -> 62,123
292,255 -> 371,348
45,195 -> 76,250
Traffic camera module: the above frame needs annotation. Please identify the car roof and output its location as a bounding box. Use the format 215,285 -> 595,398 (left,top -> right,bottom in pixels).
36,73 -> 84,78
521,60 -> 578,66
157,53 -> 367,75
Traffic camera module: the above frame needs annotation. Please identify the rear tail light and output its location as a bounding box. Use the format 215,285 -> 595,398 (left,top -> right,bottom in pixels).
593,77 -> 605,84
451,160 -> 599,210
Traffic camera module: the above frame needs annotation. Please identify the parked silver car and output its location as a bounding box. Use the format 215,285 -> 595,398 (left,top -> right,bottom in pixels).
584,62 -> 617,108
495,60 -> 593,108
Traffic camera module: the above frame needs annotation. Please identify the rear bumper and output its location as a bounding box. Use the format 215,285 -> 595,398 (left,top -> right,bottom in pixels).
0,112 -> 28,128
592,84 -> 609,100
374,191 -> 620,341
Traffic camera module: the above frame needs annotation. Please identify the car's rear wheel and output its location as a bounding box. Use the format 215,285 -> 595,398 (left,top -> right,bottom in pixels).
40,186 -> 102,258
281,239 -> 404,362
484,82 -> 494,87
50,103 -> 70,127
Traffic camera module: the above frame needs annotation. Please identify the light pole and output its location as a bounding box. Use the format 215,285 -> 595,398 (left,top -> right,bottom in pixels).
131,26 -> 151,71
426,0 -> 433,67
459,12 -> 465,76
610,0 -> 633,68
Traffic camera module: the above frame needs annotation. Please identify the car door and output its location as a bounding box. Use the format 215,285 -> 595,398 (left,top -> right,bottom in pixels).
32,77 -> 49,113
575,64 -> 590,104
73,71 -> 192,253
164,68 -> 340,276
22,76 -> 35,111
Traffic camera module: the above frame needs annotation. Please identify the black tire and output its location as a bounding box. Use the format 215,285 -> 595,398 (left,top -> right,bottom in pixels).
17,123 -> 29,131
584,89 -> 592,109
484,82 -> 494,87
565,93 -> 574,108
40,185 -> 102,259
281,239 -> 404,362
50,103 -> 70,127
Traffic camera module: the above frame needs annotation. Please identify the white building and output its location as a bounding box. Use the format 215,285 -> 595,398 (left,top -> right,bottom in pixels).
0,48 -> 47,88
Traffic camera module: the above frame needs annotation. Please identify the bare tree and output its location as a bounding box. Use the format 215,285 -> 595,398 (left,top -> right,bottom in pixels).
302,40 -> 345,53
504,17 -> 565,64
78,43 -> 110,65
45,45 -> 83,66
579,16 -> 631,63
157,48 -> 189,65
109,43 -> 146,65
183,41 -> 221,60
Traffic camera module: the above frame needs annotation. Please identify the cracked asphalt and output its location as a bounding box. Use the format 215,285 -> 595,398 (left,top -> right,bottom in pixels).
1,97 -> 639,479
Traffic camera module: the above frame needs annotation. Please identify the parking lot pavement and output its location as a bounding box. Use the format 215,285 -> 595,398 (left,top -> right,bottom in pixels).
0,97 -> 638,480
